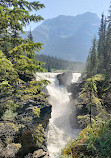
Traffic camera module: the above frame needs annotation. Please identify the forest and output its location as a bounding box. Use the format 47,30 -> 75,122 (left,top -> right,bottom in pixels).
35,54 -> 85,72
0,0 -> 111,158
62,11 -> 111,158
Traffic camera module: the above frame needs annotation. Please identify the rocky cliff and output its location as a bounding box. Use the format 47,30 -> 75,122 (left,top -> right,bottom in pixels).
0,91 -> 52,158
16,97 -> 52,158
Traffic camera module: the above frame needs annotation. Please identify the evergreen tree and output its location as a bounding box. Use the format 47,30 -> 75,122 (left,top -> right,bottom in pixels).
97,14 -> 107,74
0,1 -> 49,156
86,38 -> 97,76
79,76 -> 101,127
0,0 -> 45,81
28,27 -> 33,42
35,54 -> 85,72
105,7 -> 111,78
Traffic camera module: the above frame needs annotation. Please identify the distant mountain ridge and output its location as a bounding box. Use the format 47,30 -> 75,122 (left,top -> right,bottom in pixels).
22,12 -> 100,61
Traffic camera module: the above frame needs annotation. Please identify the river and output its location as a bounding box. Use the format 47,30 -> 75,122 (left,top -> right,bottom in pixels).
36,72 -> 81,158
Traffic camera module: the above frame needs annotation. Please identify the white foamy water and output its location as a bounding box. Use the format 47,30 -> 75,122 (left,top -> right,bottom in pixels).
36,72 -> 81,158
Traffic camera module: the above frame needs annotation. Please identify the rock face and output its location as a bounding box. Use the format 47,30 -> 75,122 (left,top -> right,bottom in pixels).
33,149 -> 46,158
57,71 -> 73,87
106,92 -> 111,105
15,94 -> 52,158
67,82 -> 82,99
67,78 -> 87,128
105,89 -> 111,113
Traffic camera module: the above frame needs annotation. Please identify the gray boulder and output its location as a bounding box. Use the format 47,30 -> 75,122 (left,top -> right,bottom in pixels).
33,149 -> 46,158
57,72 -> 73,87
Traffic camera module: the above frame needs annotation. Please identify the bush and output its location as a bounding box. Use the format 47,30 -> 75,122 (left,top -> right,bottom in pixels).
61,120 -> 111,158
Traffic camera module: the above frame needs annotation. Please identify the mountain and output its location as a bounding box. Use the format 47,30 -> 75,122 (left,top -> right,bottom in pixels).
22,12 -> 100,62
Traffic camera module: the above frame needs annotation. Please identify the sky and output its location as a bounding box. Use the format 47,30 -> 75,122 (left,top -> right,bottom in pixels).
25,0 -> 111,31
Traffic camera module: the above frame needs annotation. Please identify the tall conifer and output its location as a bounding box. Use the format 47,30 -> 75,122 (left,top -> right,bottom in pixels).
86,38 -> 97,76
0,1 -> 48,155
105,6 -> 111,78
97,14 -> 106,74
28,27 -> 33,42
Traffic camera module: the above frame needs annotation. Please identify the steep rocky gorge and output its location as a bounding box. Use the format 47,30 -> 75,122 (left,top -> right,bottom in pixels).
14,72 -> 111,158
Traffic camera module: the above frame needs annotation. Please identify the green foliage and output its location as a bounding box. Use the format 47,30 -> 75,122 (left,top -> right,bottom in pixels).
86,13 -> 110,78
32,108 -> 40,117
92,74 -> 105,82
0,57 -> 17,83
36,54 -> 85,72
78,114 -> 95,127
62,5 -> 111,158
2,109 -> 17,121
0,0 -> 48,156
95,120 -> 111,157
68,10 -> 111,158
27,28 -> 33,42
97,14 -> 107,74
62,119 -> 111,158
86,38 -> 98,76
79,75 -> 103,128
33,124 -> 45,147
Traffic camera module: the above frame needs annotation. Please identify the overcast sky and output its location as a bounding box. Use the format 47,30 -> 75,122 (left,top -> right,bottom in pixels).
25,0 -> 111,31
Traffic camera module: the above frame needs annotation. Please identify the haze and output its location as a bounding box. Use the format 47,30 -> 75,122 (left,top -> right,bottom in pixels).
26,0 -> 110,31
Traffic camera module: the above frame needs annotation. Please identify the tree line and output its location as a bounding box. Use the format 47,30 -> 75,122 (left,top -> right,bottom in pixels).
86,14 -> 111,78
35,54 -> 85,72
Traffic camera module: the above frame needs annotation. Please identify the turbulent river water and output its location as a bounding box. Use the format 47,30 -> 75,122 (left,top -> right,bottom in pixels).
36,73 -> 81,158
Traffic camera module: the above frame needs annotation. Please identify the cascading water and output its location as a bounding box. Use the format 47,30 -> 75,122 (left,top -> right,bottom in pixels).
36,72 -> 81,158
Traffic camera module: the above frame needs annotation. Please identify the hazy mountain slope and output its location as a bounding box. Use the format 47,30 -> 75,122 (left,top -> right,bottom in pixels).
22,12 -> 100,61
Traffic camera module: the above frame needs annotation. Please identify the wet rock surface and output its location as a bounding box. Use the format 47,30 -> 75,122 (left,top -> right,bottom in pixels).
67,75 -> 87,128
105,91 -> 111,112
57,71 -> 73,87
33,149 -> 46,158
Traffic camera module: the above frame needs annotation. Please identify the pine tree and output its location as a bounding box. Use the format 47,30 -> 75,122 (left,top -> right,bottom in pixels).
97,14 -> 107,74
28,27 -> 33,42
0,1 -> 48,154
0,0 -> 46,81
105,7 -> 111,78
78,75 -> 103,128
86,38 -> 97,76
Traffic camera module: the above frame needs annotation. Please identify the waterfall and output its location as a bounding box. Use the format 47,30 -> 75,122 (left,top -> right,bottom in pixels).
36,72 -> 81,158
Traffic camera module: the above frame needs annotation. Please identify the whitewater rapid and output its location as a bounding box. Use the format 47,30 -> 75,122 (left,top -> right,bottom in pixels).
36,73 -> 81,158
